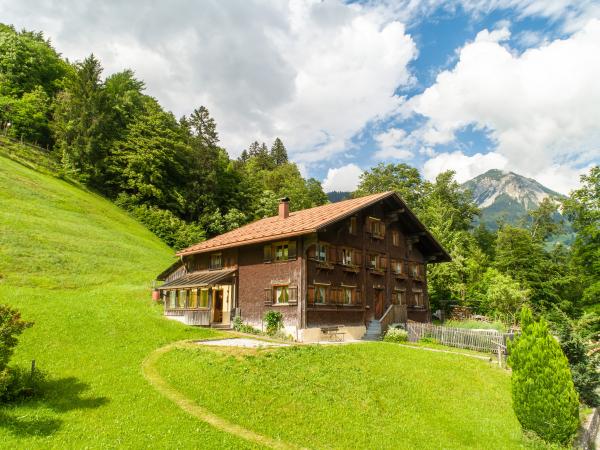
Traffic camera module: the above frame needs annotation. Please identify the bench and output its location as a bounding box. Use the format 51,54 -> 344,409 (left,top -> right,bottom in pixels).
320,326 -> 345,342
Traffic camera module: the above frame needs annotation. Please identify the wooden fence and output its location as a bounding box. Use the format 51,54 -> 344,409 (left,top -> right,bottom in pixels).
406,322 -> 511,354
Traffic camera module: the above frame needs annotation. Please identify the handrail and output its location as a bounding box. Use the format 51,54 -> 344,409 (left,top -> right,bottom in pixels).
379,304 -> 394,324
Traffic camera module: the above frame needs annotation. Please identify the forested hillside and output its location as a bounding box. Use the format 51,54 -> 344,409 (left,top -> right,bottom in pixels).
0,24 -> 327,250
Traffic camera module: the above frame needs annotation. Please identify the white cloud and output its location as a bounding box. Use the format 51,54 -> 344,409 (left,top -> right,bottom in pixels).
322,163 -> 363,192
423,151 -> 508,183
408,19 -> 600,193
0,0 -> 417,162
373,128 -> 414,160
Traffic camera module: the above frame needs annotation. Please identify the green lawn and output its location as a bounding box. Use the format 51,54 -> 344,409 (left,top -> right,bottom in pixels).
156,343 -> 528,449
0,154 -> 258,448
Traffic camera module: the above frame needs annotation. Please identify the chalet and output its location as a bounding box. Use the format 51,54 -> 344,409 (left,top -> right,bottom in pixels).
155,191 -> 451,341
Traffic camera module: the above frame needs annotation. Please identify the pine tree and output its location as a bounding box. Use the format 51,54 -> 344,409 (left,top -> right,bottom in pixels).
270,137 -> 288,165
508,307 -> 580,444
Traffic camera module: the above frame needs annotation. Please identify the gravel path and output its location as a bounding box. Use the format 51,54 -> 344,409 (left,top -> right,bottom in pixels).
196,338 -> 289,348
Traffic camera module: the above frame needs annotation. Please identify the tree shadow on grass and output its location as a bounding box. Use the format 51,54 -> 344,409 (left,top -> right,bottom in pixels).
0,376 -> 109,437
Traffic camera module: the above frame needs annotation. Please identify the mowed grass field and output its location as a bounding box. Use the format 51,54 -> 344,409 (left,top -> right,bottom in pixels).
0,154 -> 257,449
157,344 -> 527,450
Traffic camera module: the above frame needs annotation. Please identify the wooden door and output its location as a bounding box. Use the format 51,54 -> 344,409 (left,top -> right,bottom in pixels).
374,290 -> 384,319
213,290 -> 223,323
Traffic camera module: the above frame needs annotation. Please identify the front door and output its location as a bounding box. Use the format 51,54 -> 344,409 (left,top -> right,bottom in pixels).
213,289 -> 223,323
374,290 -> 384,319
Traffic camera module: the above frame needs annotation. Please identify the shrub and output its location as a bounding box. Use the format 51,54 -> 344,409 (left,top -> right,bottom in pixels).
0,365 -> 45,402
383,328 -> 408,343
263,310 -> 283,336
232,316 -> 260,335
507,307 -> 580,445
0,304 -> 34,402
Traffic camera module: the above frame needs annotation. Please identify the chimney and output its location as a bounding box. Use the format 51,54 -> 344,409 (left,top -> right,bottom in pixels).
278,197 -> 290,219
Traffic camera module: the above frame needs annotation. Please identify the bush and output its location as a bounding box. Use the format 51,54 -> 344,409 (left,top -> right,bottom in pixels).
383,328 -> 408,343
508,307 -> 580,445
263,310 -> 283,336
0,304 -> 34,402
0,365 -> 45,402
232,316 -> 260,335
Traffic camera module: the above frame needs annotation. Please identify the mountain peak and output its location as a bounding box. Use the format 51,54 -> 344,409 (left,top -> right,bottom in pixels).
462,169 -> 564,229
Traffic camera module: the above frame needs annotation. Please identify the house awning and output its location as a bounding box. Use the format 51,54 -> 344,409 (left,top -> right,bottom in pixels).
158,269 -> 236,290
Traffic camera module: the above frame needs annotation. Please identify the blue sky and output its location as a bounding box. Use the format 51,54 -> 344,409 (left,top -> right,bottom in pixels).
1,0 -> 599,193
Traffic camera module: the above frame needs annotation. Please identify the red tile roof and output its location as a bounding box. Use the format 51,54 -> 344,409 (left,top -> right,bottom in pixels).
177,191 -> 395,256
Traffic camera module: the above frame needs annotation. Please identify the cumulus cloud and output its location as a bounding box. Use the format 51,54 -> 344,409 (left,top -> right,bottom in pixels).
423,151 -> 508,183
322,163 -> 363,192
0,0 -> 417,161
408,19 -> 600,193
373,128 -> 414,160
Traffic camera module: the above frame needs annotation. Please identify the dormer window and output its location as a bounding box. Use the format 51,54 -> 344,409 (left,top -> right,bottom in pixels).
209,253 -> 222,270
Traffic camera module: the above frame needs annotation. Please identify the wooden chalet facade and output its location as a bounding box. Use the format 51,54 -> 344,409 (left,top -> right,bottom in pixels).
156,191 -> 450,341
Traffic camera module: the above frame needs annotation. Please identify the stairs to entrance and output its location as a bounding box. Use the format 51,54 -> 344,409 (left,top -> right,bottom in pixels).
362,320 -> 382,341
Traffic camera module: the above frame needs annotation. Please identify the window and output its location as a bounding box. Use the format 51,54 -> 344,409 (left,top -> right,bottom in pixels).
394,290 -> 405,305
178,290 -> 187,308
189,289 -> 198,308
274,285 -> 289,304
349,216 -> 357,234
341,248 -> 353,265
413,290 -> 423,306
265,240 -> 296,262
369,218 -> 385,238
316,243 -> 327,262
369,254 -> 378,269
343,287 -> 353,305
392,259 -> 403,274
209,253 -> 222,270
392,230 -> 400,246
199,289 -> 209,308
315,285 -> 327,304
275,243 -> 288,261
410,263 -> 422,278
169,290 -> 177,309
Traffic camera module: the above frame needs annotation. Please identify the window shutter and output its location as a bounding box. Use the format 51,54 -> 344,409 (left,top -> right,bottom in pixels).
336,287 -> 343,304
328,246 -> 337,263
379,222 -> 386,237
289,286 -> 298,303
380,256 -> 388,270
307,244 -> 316,259
355,289 -> 361,304
354,250 -> 362,266
264,287 -> 273,305
288,240 -> 297,259
263,244 -> 272,262
307,285 -> 315,305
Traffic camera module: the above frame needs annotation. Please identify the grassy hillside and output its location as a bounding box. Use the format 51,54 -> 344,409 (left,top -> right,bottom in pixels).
0,152 -> 256,448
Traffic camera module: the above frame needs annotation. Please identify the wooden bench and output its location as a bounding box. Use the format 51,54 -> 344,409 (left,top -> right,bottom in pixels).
320,326 -> 345,342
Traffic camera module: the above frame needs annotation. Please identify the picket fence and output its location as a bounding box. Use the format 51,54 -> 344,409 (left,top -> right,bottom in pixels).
406,321 -> 511,354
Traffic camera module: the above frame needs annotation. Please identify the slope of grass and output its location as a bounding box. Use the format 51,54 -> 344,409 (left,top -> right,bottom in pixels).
156,343 -> 528,449
0,154 -> 257,448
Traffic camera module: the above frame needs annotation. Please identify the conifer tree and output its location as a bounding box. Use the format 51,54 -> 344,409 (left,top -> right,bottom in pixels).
270,137 -> 288,165
508,306 -> 580,444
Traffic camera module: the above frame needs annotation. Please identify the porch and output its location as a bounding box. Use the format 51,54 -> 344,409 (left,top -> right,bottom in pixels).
158,268 -> 236,327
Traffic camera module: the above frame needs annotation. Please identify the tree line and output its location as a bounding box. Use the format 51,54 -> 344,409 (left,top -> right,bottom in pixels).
0,24 -> 327,249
